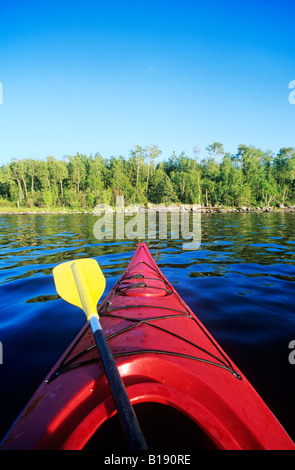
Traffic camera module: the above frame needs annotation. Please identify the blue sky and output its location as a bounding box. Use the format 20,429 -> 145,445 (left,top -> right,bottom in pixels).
0,0 -> 295,165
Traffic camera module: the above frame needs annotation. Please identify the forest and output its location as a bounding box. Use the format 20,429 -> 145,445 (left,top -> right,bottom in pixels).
0,142 -> 294,211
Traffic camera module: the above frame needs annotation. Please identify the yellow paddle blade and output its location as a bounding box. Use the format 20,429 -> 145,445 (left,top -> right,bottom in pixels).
53,259 -> 106,321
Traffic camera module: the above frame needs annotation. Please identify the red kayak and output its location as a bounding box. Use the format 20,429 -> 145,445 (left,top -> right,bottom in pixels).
1,242 -> 294,450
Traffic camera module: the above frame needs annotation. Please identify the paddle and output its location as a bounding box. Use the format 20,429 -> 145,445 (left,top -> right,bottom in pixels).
53,258 -> 148,450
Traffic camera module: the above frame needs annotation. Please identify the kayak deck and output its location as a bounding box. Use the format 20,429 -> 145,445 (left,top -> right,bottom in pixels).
1,243 -> 294,450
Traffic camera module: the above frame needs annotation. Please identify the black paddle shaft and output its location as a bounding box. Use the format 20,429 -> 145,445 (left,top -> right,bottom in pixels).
93,328 -> 148,450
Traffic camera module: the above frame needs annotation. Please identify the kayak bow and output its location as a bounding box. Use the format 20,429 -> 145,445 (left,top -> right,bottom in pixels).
1,243 -> 294,450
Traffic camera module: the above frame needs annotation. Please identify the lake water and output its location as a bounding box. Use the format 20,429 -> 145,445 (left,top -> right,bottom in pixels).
0,211 -> 295,444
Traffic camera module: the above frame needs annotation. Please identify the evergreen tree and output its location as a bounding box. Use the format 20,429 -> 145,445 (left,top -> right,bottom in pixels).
148,166 -> 177,204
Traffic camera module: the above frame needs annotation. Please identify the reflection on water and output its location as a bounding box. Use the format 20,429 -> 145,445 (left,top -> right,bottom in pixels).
0,212 -> 295,442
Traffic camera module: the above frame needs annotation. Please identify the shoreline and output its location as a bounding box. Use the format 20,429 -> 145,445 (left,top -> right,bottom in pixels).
0,205 -> 295,215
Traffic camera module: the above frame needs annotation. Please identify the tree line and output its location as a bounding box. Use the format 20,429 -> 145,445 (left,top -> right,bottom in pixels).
0,142 -> 294,210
